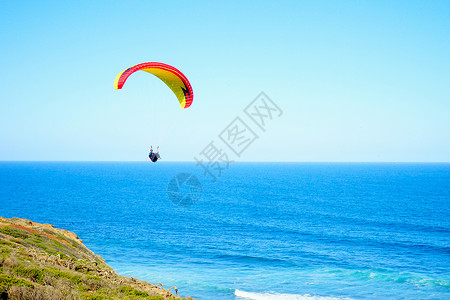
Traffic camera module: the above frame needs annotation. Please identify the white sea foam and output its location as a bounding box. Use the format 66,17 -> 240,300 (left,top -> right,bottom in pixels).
234,289 -> 353,300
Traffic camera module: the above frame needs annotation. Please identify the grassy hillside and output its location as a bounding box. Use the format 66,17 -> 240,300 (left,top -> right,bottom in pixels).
0,217 -> 194,300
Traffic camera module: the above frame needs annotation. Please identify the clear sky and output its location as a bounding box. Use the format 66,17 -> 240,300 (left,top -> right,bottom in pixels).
1,1 -> 449,162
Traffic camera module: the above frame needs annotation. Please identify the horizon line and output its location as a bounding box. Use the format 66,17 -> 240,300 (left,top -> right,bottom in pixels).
0,160 -> 449,164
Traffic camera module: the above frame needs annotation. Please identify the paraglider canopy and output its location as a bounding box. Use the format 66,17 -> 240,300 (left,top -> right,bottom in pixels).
114,62 -> 193,109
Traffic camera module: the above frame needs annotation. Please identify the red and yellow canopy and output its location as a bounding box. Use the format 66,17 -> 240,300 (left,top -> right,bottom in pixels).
114,62 -> 193,109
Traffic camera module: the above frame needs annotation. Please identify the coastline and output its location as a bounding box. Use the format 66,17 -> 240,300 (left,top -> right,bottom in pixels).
0,216 -> 194,299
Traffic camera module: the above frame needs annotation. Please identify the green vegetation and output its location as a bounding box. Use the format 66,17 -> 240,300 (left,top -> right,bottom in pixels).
120,286 -> 150,297
0,274 -> 34,290
12,266 -> 45,283
0,226 -> 30,239
0,240 -> 14,246
0,217 -> 193,299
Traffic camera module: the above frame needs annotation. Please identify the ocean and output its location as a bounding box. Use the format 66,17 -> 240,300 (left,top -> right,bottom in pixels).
0,162 -> 449,299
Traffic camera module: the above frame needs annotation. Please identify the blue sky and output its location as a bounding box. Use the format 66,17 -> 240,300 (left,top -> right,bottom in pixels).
0,1 -> 449,162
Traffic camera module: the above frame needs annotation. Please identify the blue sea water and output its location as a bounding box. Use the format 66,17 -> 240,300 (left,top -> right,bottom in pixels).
0,162 -> 449,299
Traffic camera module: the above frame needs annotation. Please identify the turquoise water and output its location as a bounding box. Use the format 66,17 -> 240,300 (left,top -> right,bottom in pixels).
0,162 -> 449,299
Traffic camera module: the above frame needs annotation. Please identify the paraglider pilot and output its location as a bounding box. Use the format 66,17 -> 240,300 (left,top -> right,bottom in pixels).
149,146 -> 161,163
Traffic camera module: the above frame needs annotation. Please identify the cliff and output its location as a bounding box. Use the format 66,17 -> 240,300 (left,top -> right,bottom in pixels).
0,217 -> 193,300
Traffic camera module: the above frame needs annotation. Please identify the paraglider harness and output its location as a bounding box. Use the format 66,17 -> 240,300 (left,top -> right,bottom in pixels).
149,146 -> 160,163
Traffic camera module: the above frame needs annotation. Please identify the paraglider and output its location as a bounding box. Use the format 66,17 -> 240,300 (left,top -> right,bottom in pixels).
114,62 -> 193,162
149,146 -> 160,163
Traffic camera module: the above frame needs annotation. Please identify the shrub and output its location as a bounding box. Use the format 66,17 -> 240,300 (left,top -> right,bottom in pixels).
13,266 -> 45,283
0,274 -> 34,290
0,227 -> 29,239
119,285 -> 150,297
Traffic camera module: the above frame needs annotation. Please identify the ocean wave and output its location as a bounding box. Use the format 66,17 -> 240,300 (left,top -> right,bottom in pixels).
234,290 -> 353,300
321,268 -> 450,288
